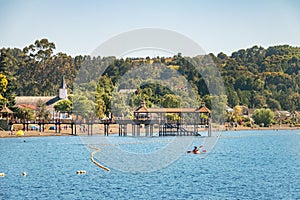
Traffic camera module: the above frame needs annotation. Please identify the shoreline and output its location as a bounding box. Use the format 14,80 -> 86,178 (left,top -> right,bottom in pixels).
222,125 -> 300,132
0,124 -> 299,138
0,130 -> 73,138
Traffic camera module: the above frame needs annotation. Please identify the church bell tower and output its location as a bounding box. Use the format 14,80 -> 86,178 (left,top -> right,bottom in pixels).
59,76 -> 68,100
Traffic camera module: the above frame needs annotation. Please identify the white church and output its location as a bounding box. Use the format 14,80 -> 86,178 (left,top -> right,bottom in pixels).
15,76 -> 71,120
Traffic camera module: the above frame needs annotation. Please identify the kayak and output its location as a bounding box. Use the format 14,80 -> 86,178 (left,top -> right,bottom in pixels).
186,150 -> 200,154
193,150 -> 200,154
187,146 -> 205,154
187,149 -> 206,154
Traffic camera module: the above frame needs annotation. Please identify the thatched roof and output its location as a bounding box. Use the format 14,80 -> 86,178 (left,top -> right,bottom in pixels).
0,106 -> 13,113
134,105 -> 149,113
197,106 -> 211,113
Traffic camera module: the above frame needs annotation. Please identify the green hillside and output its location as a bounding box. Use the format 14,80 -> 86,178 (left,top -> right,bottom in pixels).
1,39 -> 299,115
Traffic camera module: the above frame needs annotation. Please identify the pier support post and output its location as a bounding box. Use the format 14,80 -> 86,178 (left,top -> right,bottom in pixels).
124,124 -> 127,136
145,124 -> 149,137
132,124 -> 135,136
137,124 -> 140,137
104,123 -> 109,136
150,124 -> 153,137
208,118 -> 212,137
71,123 -> 74,135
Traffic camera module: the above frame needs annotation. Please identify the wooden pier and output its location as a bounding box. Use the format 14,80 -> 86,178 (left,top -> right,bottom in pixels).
9,102 -> 212,137
11,121 -> 77,135
117,119 -> 158,136
103,101 -> 212,137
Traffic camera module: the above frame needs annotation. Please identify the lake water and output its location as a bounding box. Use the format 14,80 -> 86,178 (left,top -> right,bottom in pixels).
0,130 -> 299,199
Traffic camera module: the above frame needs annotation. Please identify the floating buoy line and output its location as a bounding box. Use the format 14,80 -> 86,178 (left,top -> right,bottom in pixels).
88,145 -> 110,172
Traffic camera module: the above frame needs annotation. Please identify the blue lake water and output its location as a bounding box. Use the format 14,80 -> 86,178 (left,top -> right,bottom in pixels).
0,130 -> 299,199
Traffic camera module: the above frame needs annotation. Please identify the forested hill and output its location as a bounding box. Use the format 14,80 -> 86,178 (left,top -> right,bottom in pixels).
215,45 -> 300,111
0,39 -> 299,111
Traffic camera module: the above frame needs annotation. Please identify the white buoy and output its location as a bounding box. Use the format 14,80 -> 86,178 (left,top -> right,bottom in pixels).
76,170 -> 86,174
0,173 -> 5,177
22,172 -> 27,176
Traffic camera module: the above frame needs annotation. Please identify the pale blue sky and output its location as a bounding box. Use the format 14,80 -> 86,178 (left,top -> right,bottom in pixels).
0,0 -> 299,56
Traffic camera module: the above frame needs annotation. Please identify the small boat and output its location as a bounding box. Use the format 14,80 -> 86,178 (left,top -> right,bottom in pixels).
187,150 -> 200,154
193,150 -> 200,154
187,145 -> 205,154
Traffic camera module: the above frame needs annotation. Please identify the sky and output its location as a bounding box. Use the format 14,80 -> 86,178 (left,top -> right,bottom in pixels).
0,0 -> 299,57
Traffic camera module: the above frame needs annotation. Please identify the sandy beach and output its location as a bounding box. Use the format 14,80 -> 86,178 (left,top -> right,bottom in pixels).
0,130 -> 72,138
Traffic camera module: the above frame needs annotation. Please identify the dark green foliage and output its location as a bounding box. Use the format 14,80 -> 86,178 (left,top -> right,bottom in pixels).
218,45 -> 300,111
252,108 -> 274,126
1,39 -> 300,115
35,99 -> 51,121
54,99 -> 73,113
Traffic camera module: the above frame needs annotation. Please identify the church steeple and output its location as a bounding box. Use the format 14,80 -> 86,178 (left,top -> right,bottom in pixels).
59,76 -> 68,99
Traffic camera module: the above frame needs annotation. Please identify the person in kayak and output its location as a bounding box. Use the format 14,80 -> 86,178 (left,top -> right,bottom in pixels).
192,146 -> 199,154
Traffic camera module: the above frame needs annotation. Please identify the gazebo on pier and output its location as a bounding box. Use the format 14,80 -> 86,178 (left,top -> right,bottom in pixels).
0,105 -> 14,130
129,101 -> 211,136
0,106 -> 14,119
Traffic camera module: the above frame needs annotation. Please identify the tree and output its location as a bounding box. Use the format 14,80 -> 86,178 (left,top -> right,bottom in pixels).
288,93 -> 300,111
226,86 -> 239,107
72,94 -> 97,120
35,100 -> 51,121
111,88 -> 131,118
237,89 -> 251,106
0,48 -> 20,106
23,38 -> 55,62
95,96 -> 106,119
230,105 -> 243,123
95,75 -> 113,116
54,99 -> 73,113
161,94 -> 180,108
0,73 -> 8,103
267,98 -> 281,110
252,94 -> 266,108
15,107 -> 34,122
217,52 -> 228,60
252,108 -> 274,127
210,95 -> 227,123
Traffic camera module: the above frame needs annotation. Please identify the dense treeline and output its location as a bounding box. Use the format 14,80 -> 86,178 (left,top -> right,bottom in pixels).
0,39 -> 299,117
216,45 -> 300,111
